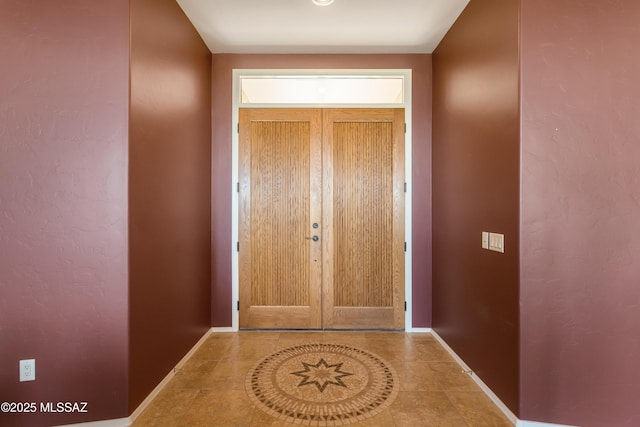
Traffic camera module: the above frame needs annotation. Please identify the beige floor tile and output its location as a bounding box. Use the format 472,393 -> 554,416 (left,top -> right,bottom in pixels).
362,339 -> 411,361
390,391 -> 470,427
247,408 -> 292,426
395,361 -> 442,391
350,409 -> 396,427
363,333 -> 450,362
205,333 -> 237,344
206,359 -> 257,391
170,359 -> 221,390
428,362 -> 479,391
446,390 -> 514,427
236,331 -> 282,341
178,389 -> 255,427
131,332 -> 513,427
222,339 -> 279,362
189,339 -> 234,362
131,388 -> 199,427
411,341 -> 457,362
406,332 -> 438,343
316,331 -> 368,346
365,331 -> 413,344
275,331 -> 325,348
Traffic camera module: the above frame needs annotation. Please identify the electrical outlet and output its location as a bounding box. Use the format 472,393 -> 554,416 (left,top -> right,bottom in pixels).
20,359 -> 35,382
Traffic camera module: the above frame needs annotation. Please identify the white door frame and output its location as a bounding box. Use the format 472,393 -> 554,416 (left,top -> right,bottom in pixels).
230,69 -> 414,331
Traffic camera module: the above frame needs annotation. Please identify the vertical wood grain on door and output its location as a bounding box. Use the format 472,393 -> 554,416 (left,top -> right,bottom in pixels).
322,109 -> 405,329
239,108 -> 404,330
239,109 -> 322,328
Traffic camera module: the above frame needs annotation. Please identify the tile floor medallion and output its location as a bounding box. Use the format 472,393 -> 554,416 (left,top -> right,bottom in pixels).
245,343 -> 399,425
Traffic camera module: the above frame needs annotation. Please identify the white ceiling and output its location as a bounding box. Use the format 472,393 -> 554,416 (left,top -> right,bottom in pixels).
176,0 -> 470,54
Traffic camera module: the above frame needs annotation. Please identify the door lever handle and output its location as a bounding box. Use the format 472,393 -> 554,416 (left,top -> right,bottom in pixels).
305,236 -> 319,242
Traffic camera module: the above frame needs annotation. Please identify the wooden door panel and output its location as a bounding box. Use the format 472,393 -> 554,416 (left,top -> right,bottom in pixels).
239,109 -> 322,329
332,121 -> 394,308
239,108 -> 404,330
322,109 -> 405,330
250,120 -> 310,306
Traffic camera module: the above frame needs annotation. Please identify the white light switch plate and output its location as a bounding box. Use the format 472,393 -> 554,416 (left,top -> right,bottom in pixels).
488,233 -> 505,253
482,232 -> 489,249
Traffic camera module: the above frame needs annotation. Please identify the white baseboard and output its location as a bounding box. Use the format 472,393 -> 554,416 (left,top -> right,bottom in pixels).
517,421 -> 578,427
407,327 -> 432,333
431,330 -> 519,425
54,418 -> 130,427
211,326 -> 234,332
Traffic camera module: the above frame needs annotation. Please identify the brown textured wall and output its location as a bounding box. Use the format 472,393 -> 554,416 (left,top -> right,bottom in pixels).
520,1 -> 640,425
129,0 -> 212,411
0,1 -> 130,426
432,0 -> 520,414
211,54 -> 432,328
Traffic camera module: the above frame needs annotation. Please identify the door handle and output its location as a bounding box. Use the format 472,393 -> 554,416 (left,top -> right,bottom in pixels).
305,236 -> 319,242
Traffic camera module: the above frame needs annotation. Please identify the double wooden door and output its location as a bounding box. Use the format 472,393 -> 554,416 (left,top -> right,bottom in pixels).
239,108 -> 405,329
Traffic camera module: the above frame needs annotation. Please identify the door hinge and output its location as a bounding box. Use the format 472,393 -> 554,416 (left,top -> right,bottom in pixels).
237,241 -> 240,252
237,182 -> 240,193
404,182 -> 407,193
237,301 -> 240,311
404,242 -> 407,252
404,123 -> 407,133
404,301 -> 407,312
237,123 -> 240,133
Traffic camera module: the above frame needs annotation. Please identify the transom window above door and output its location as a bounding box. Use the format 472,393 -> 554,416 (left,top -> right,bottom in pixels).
239,75 -> 405,105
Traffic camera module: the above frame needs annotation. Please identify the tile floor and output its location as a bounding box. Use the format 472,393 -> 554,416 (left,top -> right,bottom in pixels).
131,331 -> 513,427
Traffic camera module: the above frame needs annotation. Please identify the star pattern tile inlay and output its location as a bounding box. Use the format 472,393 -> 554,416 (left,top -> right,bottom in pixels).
290,358 -> 354,392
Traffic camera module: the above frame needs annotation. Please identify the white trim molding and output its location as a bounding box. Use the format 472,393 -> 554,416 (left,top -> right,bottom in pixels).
211,327 -> 234,333
517,421 -> 579,427
407,327 -> 432,333
54,418 -> 130,427
231,68 -> 414,332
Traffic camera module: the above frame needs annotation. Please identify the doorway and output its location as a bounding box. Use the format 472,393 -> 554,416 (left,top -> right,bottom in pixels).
230,69 -> 414,331
238,108 -> 405,329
